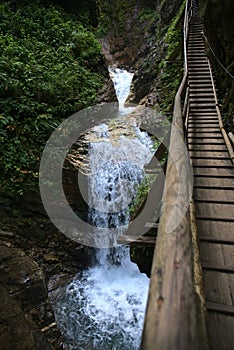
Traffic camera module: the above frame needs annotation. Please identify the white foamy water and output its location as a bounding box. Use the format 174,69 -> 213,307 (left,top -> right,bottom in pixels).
88,124 -> 153,250
53,253 -> 149,350
109,67 -> 134,112
52,69 -> 153,349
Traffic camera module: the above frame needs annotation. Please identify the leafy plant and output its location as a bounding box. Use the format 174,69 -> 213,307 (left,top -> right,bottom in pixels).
129,174 -> 157,217
0,1 -> 103,195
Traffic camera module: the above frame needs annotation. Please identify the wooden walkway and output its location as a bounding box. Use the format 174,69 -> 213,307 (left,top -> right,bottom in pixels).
138,0 -> 234,349
187,3 -> 234,349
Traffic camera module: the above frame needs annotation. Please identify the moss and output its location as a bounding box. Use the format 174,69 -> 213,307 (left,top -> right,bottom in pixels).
153,0 -> 185,113
158,61 -> 182,113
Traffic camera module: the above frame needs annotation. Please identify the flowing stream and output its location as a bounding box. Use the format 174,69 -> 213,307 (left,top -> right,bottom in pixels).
52,68 -> 153,349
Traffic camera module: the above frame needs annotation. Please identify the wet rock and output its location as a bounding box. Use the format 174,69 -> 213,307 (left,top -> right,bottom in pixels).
0,243 -> 60,349
44,253 -> 60,264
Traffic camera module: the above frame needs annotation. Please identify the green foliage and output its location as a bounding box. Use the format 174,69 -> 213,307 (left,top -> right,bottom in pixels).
138,7 -> 157,24
158,62 -> 182,113
129,174 -> 157,217
164,0 -> 185,59
0,1 -> 103,195
96,0 -> 139,36
154,0 -> 185,114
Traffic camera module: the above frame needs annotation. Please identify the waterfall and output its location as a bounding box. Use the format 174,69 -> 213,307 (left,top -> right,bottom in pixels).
87,121 -> 153,252
52,68 -> 153,350
109,67 -> 134,112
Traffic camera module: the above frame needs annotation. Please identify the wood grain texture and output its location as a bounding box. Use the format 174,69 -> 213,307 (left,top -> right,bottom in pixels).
141,2 -> 233,349
187,7 -> 234,349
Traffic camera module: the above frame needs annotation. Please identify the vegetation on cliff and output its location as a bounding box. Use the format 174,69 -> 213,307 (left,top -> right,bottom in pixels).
96,0 -> 185,113
0,0 -> 104,195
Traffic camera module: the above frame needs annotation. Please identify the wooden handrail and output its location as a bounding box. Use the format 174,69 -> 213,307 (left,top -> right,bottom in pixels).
141,1 -> 208,349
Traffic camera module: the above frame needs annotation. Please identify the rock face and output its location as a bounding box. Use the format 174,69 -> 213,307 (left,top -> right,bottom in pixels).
97,0 -> 151,67
0,198 -> 97,349
0,241 -> 56,349
200,0 -> 234,131
97,0 -> 184,110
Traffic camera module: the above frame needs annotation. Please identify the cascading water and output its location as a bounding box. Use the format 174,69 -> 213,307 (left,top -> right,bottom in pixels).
109,67 -> 134,112
52,68 -> 154,349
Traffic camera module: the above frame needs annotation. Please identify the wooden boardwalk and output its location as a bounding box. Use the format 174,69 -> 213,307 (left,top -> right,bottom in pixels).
187,4 -> 234,349
139,1 -> 234,349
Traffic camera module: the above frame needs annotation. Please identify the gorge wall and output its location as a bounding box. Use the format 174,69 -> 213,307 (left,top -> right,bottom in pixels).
200,0 -> 234,132
97,0 -> 185,111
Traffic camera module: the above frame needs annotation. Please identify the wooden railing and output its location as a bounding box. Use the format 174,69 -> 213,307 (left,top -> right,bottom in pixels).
141,1 -> 208,349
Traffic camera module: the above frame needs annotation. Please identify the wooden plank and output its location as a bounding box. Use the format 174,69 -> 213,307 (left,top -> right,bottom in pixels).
188,51 -> 205,54
117,235 -> 156,245
188,69 -> 209,73
222,244 -> 234,318
191,158 -> 232,167
189,87 -> 213,91
194,182 -> 234,189
188,129 -> 222,135
188,119 -> 218,123
189,120 -> 218,123
202,263 -> 234,273
202,270 -> 234,305
188,139 -> 225,144
206,302 -> 234,315
145,222 -> 159,229
188,110 -> 217,114
206,308 -> 234,350
189,150 -> 229,157
199,242 -> 234,304
188,65 -> 209,69
188,129 -> 220,134
197,220 -> 234,241
189,81 -> 213,85
194,176 -> 234,187
189,148 -> 228,153
188,125 -> 220,129
189,93 -> 214,95
196,202 -> 234,221
188,124 -> 220,128
189,111 -> 218,115
188,114 -> 217,118
189,77 -> 212,81
188,137 -> 223,144
188,144 -> 227,151
188,127 -> 221,133
188,123 -> 219,127
187,57 -> 207,61
194,188 -> 234,203
199,236 -> 234,245
189,105 -> 216,109
189,94 -> 216,100
193,167 -> 234,176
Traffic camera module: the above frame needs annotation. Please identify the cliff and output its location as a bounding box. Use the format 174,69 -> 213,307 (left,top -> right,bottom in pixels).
200,0 -> 234,131
97,0 -> 185,112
